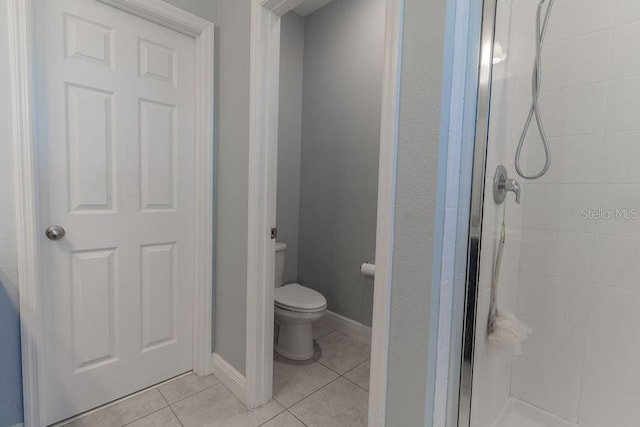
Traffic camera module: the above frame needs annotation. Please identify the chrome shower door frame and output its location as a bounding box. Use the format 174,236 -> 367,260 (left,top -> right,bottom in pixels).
456,0 -> 498,425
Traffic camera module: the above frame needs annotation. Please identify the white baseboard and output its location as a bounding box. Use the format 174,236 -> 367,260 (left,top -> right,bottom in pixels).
324,310 -> 372,345
211,353 -> 247,405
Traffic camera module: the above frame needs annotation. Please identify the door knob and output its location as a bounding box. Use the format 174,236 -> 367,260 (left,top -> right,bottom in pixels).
45,225 -> 66,241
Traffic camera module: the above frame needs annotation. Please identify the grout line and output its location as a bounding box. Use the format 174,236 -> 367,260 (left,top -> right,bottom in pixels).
287,409 -> 309,427
165,380 -> 223,407
257,407 -> 288,426
168,405 -> 185,427
288,376 -> 343,411
122,406 -> 169,427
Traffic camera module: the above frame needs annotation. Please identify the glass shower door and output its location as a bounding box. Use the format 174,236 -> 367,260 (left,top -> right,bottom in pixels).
458,0 -> 640,426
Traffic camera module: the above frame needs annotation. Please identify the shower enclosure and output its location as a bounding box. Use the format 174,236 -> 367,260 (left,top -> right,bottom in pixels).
449,0 -> 640,426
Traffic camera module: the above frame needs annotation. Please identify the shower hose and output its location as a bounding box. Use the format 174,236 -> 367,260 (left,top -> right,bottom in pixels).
514,0 -> 556,180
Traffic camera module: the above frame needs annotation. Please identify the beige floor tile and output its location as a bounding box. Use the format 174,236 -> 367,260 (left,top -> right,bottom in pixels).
312,318 -> 333,340
260,411 -> 305,427
290,377 -> 368,427
273,355 -> 339,408
313,332 -> 371,374
126,407 -> 181,427
344,359 -> 371,391
171,383 -> 284,427
159,373 -> 220,404
64,389 -> 167,427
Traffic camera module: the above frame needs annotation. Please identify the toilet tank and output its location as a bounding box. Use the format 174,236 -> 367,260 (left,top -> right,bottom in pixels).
275,242 -> 287,288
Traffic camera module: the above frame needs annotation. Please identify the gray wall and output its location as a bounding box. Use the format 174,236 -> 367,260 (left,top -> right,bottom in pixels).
297,0 -> 385,327
0,3 -> 24,425
384,0 -> 455,424
277,12 -> 305,284
214,0 -> 251,374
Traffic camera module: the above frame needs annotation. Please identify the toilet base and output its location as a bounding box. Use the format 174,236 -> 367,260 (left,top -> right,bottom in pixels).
274,306 -> 326,361
275,322 -> 315,360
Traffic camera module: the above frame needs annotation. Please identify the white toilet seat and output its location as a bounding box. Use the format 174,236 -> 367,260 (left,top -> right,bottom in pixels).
275,283 -> 326,313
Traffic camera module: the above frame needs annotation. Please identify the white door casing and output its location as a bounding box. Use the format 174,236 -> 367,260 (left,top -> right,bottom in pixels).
246,1 -> 403,424
26,0 -> 212,424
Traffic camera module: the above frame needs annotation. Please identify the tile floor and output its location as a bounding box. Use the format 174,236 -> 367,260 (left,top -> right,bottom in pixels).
61,318 -> 370,427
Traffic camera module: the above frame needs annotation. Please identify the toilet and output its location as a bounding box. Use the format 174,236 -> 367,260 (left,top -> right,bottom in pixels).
274,242 -> 327,360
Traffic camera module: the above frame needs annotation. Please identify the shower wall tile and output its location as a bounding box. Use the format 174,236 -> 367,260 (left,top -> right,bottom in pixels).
587,284 -> 640,345
605,76 -> 640,132
543,30 -> 612,91
579,379 -> 640,427
522,183 -> 597,233
594,184 -> 640,238
591,235 -> 640,292
525,134 -> 603,184
599,131 -> 640,184
545,0 -> 615,43
516,272 -> 589,328
519,229 -> 594,282
510,322 -> 585,422
491,0 -> 640,424
615,0 -> 640,26
539,83 -> 607,137
583,333 -> 640,399
610,22 -> 640,80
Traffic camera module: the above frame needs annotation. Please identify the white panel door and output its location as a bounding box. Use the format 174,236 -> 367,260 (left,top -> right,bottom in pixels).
35,0 -> 196,424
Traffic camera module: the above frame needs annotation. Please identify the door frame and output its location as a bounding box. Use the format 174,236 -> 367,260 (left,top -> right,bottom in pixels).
246,1 -> 404,425
8,1 -> 215,425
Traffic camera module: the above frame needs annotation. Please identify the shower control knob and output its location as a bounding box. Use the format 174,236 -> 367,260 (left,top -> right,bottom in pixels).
45,225 -> 66,241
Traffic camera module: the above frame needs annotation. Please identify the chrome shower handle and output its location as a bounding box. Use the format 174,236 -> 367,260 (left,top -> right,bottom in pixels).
493,165 -> 521,205
504,178 -> 521,204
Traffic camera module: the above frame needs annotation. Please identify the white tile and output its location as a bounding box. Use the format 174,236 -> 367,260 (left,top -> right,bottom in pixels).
525,134 -> 603,184
583,333 -> 640,398
610,22 -> 640,80
605,76 -> 640,132
595,184 -> 640,237
519,229 -> 595,282
510,323 -> 585,422
289,378 -> 368,427
65,389 -> 167,427
313,331 -> 370,374
600,131 -> 640,183
543,0 -> 615,42
517,272 -> 590,328
158,373 -> 220,404
127,407 -> 181,427
171,384 -> 284,427
260,411 -> 305,427
344,359 -> 370,392
579,379 -> 640,427
615,0 -> 640,25
539,83 -> 607,137
542,30 -> 612,90
522,183 -> 597,233
591,234 -> 640,291
588,284 -> 640,344
273,357 -> 338,408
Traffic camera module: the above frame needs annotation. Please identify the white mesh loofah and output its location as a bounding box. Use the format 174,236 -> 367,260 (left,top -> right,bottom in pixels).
488,312 -> 532,356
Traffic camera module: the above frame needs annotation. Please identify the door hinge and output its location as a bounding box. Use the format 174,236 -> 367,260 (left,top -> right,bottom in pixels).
270,228 -> 277,239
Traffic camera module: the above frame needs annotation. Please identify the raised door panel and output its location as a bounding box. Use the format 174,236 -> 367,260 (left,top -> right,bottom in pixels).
140,243 -> 177,351
139,99 -> 176,211
70,248 -> 118,372
66,83 -> 116,212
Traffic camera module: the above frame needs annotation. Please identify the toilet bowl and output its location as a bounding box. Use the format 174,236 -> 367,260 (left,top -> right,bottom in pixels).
274,243 -> 327,360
